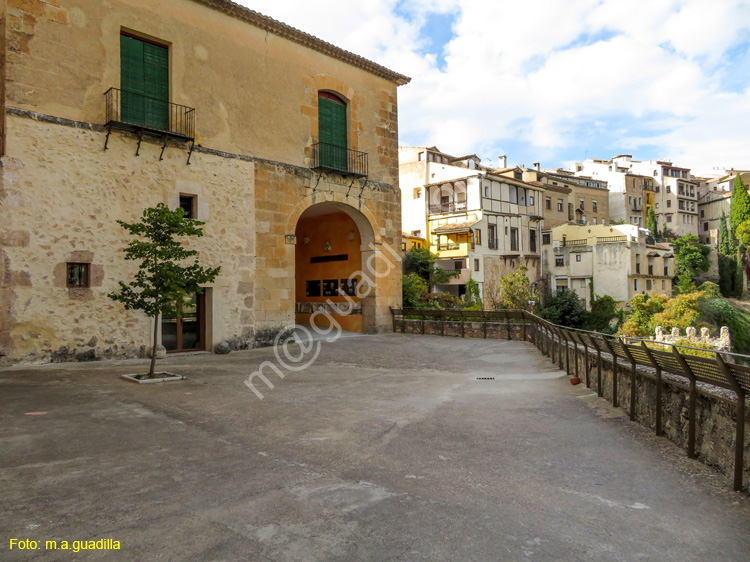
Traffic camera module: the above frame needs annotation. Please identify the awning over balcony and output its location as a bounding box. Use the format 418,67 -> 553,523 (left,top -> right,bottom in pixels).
432,219 -> 480,234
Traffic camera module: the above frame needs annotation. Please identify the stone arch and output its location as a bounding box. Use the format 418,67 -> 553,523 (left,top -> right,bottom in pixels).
291,198 -> 383,333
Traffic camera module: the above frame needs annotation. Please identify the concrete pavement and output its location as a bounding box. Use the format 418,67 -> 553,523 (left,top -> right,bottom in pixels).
1,334 -> 749,561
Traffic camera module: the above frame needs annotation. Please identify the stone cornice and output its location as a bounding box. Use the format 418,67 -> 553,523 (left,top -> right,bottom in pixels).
191,0 -> 411,85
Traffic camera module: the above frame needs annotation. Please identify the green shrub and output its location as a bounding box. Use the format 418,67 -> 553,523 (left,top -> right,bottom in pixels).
402,273 -> 428,308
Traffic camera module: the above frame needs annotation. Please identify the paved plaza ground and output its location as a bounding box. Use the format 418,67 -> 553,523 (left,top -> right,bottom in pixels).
2,334 -> 750,561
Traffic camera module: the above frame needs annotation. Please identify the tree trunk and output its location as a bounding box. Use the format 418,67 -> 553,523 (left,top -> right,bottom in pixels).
149,314 -> 158,377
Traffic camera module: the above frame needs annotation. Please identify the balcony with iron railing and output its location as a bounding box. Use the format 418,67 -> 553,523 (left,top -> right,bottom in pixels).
488,238 -> 498,250
105,88 -> 195,141
428,202 -> 468,215
311,142 -> 368,178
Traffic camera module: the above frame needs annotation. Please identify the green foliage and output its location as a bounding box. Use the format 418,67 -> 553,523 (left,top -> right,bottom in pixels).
673,234 -> 710,280
496,265 -> 536,311
540,290 -> 587,329
419,292 -> 464,310
618,293 -> 669,337
718,211 -> 743,298
108,203 -> 221,376
402,247 -> 435,282
652,292 -> 702,332
402,273 -> 428,308
402,247 -> 457,288
701,298 -> 750,355
675,272 -> 696,295
730,173 -> 750,234
735,252 -> 745,297
736,220 -> 750,248
587,295 -> 619,333
463,276 -> 483,309
646,207 -> 658,237
719,211 -> 734,255
698,281 -> 721,299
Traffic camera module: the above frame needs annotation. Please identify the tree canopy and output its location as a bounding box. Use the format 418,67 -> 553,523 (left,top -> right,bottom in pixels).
673,234 -> 710,279
496,265 -> 535,311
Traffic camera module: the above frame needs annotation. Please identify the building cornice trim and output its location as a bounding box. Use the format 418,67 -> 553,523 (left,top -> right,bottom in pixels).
190,0 -> 411,85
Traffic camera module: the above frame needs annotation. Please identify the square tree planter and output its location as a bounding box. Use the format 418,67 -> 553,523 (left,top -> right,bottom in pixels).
121,372 -> 185,384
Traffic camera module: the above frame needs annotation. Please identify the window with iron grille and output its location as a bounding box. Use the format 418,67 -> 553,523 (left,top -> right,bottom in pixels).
67,263 -> 90,288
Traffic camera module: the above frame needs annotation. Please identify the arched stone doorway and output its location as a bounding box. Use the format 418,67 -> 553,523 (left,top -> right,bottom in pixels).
294,202 -> 377,333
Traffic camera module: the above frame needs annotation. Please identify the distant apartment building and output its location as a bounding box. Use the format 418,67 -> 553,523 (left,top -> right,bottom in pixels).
542,224 -> 674,306
574,155 -> 698,237
706,170 -> 750,194
537,169 -> 610,226
398,148 -> 543,304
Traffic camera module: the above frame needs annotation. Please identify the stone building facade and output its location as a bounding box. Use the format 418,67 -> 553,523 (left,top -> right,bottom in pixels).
0,0 -> 409,365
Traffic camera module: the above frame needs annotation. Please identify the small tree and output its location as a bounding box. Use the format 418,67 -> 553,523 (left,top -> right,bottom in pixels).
646,207 -> 658,237
540,290 -> 587,329
109,203 -> 221,377
496,265 -> 535,310
402,247 -> 456,289
402,273 -> 428,308
462,275 -> 483,309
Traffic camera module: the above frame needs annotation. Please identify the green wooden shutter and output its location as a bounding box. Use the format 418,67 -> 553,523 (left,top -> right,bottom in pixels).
318,95 -> 347,171
121,35 -> 169,130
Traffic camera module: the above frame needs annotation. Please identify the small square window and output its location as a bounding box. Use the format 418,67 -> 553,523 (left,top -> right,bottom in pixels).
542,233 -> 551,245
67,263 -> 90,288
179,194 -> 196,219
455,260 -> 464,270
555,257 -> 564,267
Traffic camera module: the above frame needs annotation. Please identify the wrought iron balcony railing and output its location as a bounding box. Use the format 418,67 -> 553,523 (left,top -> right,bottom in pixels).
311,142 -> 368,178
488,239 -> 498,250
428,202 -> 467,215
104,88 -> 195,140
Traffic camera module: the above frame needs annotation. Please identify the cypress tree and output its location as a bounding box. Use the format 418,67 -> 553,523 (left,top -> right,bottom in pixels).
718,210 -> 733,256
646,207 -> 658,237
730,173 -> 750,234
718,210 -> 739,297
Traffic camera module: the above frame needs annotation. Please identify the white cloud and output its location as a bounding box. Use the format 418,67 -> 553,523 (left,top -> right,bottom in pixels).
236,0 -> 750,170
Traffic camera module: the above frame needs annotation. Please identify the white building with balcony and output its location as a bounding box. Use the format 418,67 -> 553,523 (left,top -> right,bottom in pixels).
399,148 -> 544,304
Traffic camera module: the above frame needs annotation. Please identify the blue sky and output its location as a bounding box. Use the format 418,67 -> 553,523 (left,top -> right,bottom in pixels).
241,0 -> 750,174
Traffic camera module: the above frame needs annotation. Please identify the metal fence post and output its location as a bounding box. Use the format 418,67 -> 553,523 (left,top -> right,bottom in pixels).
620,339 -> 638,422
671,345 -> 697,459
640,342 -> 663,436
601,338 -> 618,408
715,353 -> 746,491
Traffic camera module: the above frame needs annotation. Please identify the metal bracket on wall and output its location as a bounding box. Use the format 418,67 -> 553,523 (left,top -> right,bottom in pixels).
159,135 -> 169,161
346,177 -> 357,197
186,140 -> 195,165
135,130 -> 144,157
311,172 -> 322,193
103,125 -> 112,151
358,179 -> 368,200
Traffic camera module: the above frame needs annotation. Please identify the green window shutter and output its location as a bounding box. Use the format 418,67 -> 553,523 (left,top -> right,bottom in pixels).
120,35 -> 169,130
318,95 -> 347,171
